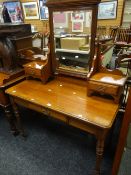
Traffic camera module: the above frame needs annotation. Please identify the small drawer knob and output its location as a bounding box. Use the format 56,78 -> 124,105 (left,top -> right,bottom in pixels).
42,107 -> 50,115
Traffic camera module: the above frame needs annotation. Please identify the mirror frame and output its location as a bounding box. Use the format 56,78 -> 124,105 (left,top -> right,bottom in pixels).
46,0 -> 101,78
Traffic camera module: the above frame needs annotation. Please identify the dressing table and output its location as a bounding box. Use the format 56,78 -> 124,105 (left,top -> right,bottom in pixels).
5,0 -> 121,174
6,76 -> 119,175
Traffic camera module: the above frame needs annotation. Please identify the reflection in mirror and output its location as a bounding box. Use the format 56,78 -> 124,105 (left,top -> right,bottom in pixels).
53,10 -> 92,76
99,43 -> 114,69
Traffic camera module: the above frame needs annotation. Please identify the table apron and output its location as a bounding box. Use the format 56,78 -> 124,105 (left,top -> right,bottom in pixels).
13,96 -> 109,138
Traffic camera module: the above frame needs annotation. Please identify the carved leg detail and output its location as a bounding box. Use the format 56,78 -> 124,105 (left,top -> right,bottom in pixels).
95,139 -> 105,175
10,97 -> 27,137
4,105 -> 19,136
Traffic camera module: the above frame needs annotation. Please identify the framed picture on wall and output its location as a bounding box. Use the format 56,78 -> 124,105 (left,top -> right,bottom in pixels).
39,0 -> 48,20
2,1 -> 23,23
53,12 -> 68,28
72,21 -> 83,32
71,11 -> 84,21
22,2 -> 39,19
98,1 -> 117,19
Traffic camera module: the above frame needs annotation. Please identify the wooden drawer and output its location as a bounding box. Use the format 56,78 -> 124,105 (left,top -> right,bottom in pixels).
25,67 -> 41,77
88,81 -> 118,95
14,98 -> 67,122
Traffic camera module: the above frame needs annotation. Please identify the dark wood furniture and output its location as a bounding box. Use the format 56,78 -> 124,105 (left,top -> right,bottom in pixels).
109,26 -> 119,42
114,26 -> 131,54
115,49 -> 131,76
6,77 -> 119,175
0,24 -> 32,134
0,74 -> 25,134
116,27 -> 131,44
112,88 -> 131,175
0,23 -> 50,134
115,49 -> 131,109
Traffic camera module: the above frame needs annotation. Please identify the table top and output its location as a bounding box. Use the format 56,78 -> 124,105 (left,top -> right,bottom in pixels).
91,73 -> 127,86
6,77 -> 119,128
0,72 -> 25,89
0,73 -> 9,86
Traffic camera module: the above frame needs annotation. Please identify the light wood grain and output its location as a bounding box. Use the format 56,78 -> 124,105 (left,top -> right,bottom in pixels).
6,77 -> 119,128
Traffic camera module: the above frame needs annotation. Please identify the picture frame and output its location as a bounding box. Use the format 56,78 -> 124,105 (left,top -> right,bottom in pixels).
39,0 -> 48,20
71,11 -> 84,21
98,1 -> 117,19
22,2 -> 39,20
72,21 -> 83,32
2,1 -> 23,23
53,12 -> 68,28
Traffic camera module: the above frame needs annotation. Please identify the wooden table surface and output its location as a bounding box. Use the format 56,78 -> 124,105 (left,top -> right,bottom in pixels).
0,72 -> 9,86
6,77 -> 119,129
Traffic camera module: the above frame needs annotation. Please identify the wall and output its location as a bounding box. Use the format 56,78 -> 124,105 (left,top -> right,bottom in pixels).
20,0 -> 49,32
0,0 -> 49,32
0,0 -> 125,32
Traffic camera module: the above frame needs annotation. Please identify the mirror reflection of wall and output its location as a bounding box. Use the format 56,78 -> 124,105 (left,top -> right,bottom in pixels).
53,10 -> 92,35
53,10 -> 92,74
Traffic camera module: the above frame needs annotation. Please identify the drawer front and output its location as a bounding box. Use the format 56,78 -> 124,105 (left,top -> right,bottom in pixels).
88,81 -> 118,95
69,119 -> 101,135
14,98 -> 67,122
25,68 -> 41,77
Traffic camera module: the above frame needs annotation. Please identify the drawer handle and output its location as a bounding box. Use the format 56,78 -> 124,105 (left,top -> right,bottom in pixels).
42,108 -> 50,115
30,70 -> 35,75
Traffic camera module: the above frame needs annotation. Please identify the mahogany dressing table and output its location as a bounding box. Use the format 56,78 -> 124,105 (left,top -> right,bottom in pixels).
5,0 -> 122,174
6,76 -> 119,175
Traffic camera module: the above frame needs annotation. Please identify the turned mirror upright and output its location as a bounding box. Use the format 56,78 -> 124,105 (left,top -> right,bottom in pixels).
46,0 -> 101,78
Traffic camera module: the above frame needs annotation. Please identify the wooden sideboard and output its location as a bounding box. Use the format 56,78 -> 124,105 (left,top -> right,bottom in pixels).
6,76 -> 119,175
0,73 -> 25,135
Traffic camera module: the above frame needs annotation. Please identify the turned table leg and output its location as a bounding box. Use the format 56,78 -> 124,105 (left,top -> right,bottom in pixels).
3,105 -> 19,136
10,97 -> 26,137
95,139 -> 105,175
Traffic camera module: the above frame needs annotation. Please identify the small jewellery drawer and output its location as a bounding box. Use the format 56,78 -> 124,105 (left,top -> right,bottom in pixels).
25,68 -> 41,77
88,81 -> 118,95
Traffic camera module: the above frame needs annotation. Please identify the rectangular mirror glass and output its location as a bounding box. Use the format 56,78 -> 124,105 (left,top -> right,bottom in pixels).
53,9 -> 92,77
